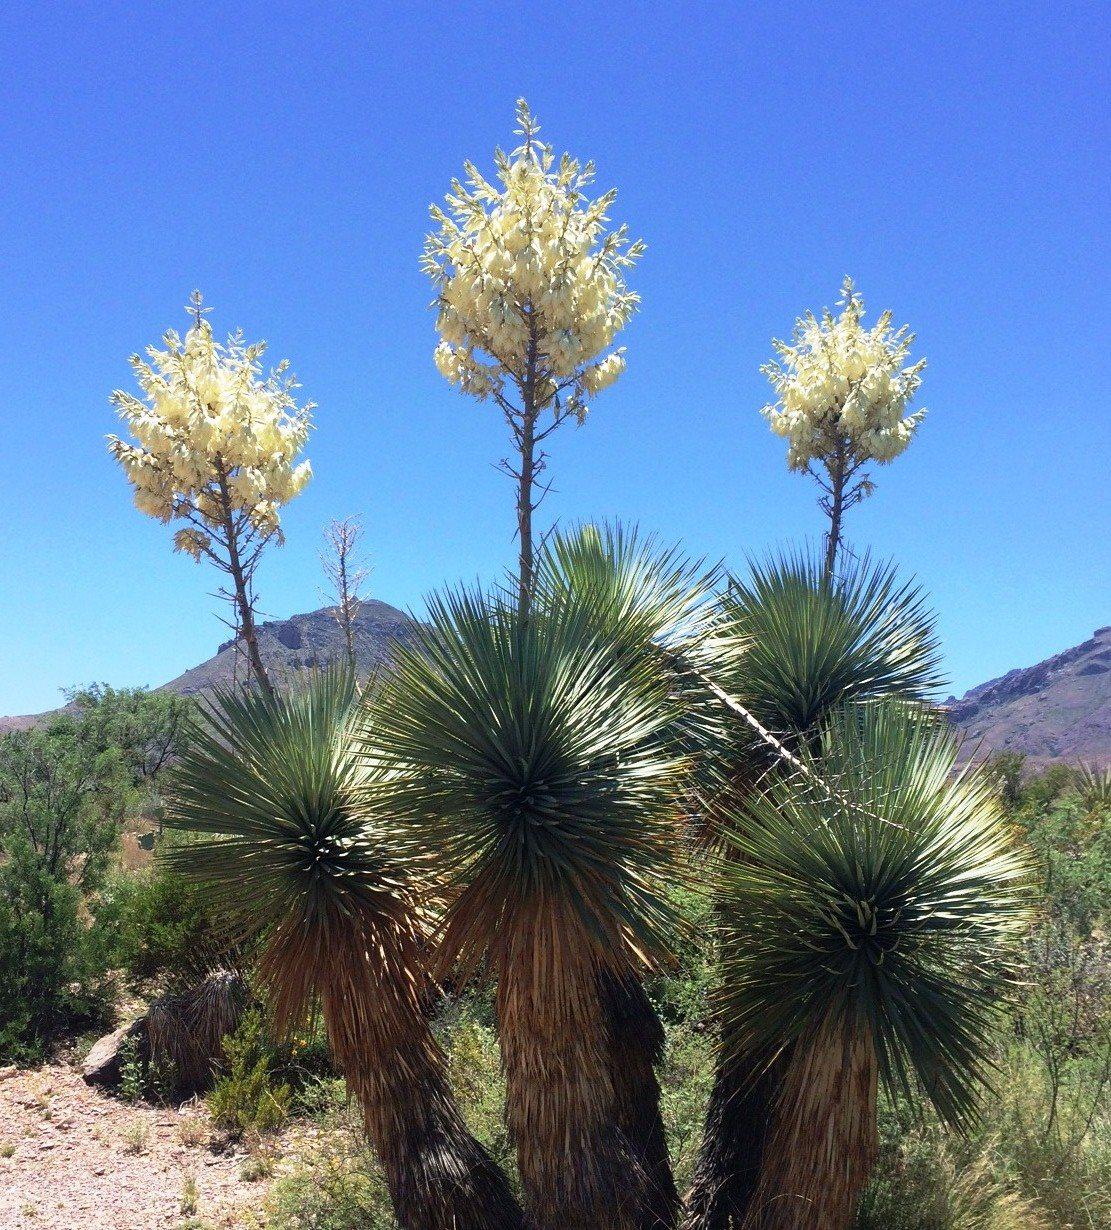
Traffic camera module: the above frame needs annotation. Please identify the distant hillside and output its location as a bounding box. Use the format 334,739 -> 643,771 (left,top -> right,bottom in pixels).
948,625 -> 1111,767
0,600 -> 418,731
161,599 -> 418,695
5,611 -> 1110,767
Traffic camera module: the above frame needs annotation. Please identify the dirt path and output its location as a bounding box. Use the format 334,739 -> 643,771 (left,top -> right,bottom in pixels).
0,1062 -> 271,1229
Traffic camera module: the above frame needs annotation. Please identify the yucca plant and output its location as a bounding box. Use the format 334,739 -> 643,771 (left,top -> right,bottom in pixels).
715,551 -> 944,737
685,551 -> 944,1230
165,672 -> 523,1230
363,583 -> 689,1230
535,523 -> 723,1229
145,969 -> 249,1097
1076,760 -> 1111,822
716,703 -> 1032,1229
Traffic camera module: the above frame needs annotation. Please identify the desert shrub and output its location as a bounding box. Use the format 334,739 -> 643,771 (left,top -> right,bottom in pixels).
0,855 -> 110,1062
0,690 -> 191,1058
96,841 -> 230,988
442,1008 -> 515,1181
660,1019 -> 715,1192
0,715 -> 129,1058
857,1042 -> 1110,1230
996,1039 -> 1110,1227
265,1139 -> 396,1229
118,1034 -> 149,1102
278,1011 -> 338,1100
647,880 -> 717,1027
208,1007 -> 291,1137
1017,791 -> 1111,935
857,1095 -> 1053,1230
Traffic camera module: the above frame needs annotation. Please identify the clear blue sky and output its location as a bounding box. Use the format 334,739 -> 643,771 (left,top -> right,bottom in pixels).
1,1 -> 1108,715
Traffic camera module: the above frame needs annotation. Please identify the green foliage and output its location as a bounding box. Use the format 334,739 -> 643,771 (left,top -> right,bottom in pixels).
0,868 -> 107,1062
659,1018 -> 715,1192
857,1102 -> 1048,1230
96,846 -> 226,987
719,551 -> 944,736
265,1140 -> 397,1229
858,1037 -> 1110,1230
208,1008 -> 291,1137
0,715 -> 129,1058
995,1040 -> 1110,1228
63,684 -> 191,792
118,1034 -> 144,1102
0,687 -> 188,1058
718,703 -> 1032,1127
0,715 -> 128,887
984,751 -> 1029,810
442,1009 -> 516,1182
1016,780 -> 1111,934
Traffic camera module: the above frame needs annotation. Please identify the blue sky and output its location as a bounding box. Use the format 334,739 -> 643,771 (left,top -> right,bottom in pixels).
1,1 -> 1108,715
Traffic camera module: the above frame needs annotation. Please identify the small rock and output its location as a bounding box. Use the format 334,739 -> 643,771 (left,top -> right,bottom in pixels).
81,1018 -> 146,1087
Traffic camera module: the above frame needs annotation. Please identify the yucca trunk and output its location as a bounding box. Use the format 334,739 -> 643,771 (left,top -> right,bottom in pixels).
740,1019 -> 877,1230
682,1054 -> 785,1230
265,907 -> 524,1230
494,896 -> 641,1230
602,973 -> 680,1230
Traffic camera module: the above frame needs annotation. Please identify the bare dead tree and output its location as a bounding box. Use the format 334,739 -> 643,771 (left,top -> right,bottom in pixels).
321,517 -> 371,675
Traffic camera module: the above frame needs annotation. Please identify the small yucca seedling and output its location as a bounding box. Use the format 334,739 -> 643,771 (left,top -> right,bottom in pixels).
1076,761 -> 1111,818
120,1118 -> 150,1155
716,703 -> 1033,1229
179,1172 -> 198,1216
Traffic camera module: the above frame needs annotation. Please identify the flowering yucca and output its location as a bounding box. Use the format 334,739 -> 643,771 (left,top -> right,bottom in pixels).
422,99 -> 643,604
760,278 -> 926,575
108,292 -> 313,693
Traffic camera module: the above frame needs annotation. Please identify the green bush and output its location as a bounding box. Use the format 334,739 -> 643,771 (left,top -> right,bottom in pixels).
0,688 -> 190,1058
208,1008 -> 291,1137
856,1097 -> 1052,1230
660,1019 -> 715,1192
0,858 -> 110,1062
266,1140 -> 397,1229
96,854 -> 225,988
443,1009 -> 515,1182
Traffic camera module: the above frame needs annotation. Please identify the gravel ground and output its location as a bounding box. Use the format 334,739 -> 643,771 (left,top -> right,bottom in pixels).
0,1062 -> 272,1229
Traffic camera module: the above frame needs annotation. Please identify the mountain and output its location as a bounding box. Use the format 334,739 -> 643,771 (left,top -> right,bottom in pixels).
0,600 -> 418,732
4,609 -> 1110,767
160,599 -> 419,696
947,625 -> 1111,767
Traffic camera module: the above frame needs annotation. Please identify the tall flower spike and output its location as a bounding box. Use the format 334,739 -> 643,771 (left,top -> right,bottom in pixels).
108,294 -> 314,693
759,278 -> 926,576
423,101 -> 644,605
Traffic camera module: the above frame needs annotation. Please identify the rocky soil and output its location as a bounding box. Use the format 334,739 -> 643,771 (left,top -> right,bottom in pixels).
0,1061 -> 273,1229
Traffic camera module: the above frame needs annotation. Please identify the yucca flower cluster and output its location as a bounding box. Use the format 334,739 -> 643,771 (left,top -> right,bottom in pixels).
108,293 -> 313,562
422,99 -> 643,422
761,277 -> 926,474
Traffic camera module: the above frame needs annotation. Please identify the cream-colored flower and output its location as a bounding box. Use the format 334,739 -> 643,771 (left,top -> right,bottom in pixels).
760,277 -> 926,475
422,99 -> 643,423
108,293 -> 314,556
